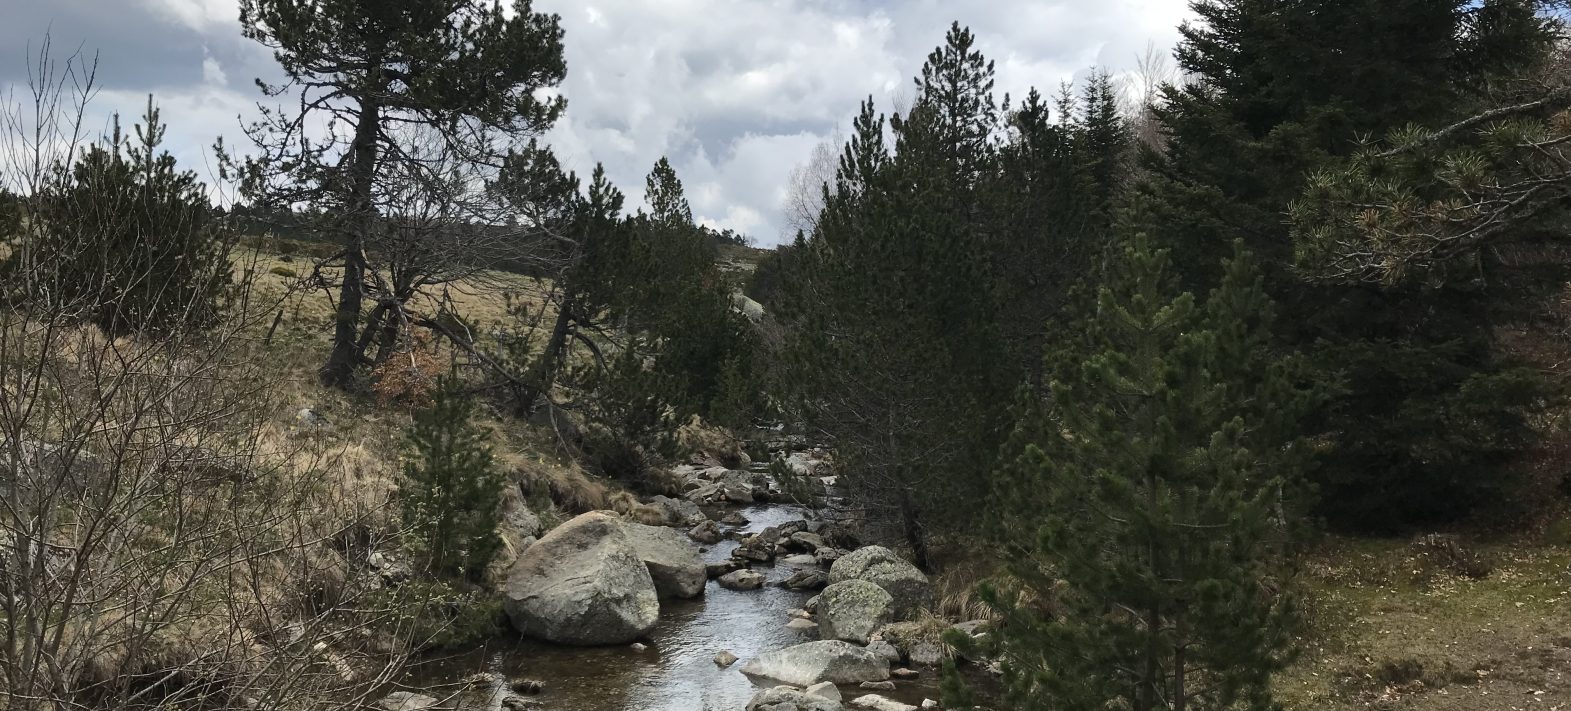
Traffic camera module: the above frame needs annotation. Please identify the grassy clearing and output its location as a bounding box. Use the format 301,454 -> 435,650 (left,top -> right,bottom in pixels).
1278,534 -> 1571,710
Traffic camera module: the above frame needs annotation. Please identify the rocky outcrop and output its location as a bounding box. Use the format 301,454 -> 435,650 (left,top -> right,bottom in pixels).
818,580 -> 894,645
622,522 -> 706,599
828,546 -> 931,617
502,512 -> 659,645
739,640 -> 891,687
745,686 -> 843,711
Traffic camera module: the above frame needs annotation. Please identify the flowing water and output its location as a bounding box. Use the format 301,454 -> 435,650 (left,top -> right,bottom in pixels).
396,478 -> 954,710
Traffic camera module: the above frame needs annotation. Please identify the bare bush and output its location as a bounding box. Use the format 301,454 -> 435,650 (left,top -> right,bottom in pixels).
1,39 -> 429,711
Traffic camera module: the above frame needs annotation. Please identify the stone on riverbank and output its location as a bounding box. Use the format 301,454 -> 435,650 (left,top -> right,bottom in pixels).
849,695 -> 916,711
622,522 -> 706,599
502,512 -> 659,645
818,580 -> 894,645
828,546 -> 932,617
688,519 -> 723,544
739,640 -> 891,686
746,686 -> 845,711
805,681 -> 841,702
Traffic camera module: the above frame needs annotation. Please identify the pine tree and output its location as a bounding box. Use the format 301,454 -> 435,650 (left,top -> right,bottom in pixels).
400,376 -> 505,580
1133,0 -> 1556,529
237,0 -> 568,387
983,238 -> 1313,711
12,98 -> 231,335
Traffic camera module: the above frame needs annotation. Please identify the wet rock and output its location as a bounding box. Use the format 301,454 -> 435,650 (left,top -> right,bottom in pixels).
859,681 -> 896,691
746,686 -> 845,711
719,569 -> 766,590
782,569 -> 828,591
866,640 -> 901,664
707,560 -> 744,578
920,701 -> 939,709
789,608 -> 812,619
715,650 -> 739,667
722,511 -> 750,525
849,695 -> 916,711
784,451 -> 831,478
376,692 -> 439,711
500,697 -> 540,711
890,668 -> 920,680
828,546 -> 932,618
805,681 -> 842,702
461,671 -> 500,687
819,580 -> 895,645
786,618 -> 819,631
508,678 -> 545,694
630,642 -> 648,652
780,553 -> 819,566
734,538 -> 776,563
688,520 -> 723,544
739,640 -> 891,687
622,522 -> 706,599
804,595 -> 820,613
503,512 -> 659,645
788,531 -> 827,552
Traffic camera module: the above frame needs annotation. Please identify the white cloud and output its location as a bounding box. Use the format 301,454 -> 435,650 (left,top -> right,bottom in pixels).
9,0 -> 1197,245
201,53 -> 227,87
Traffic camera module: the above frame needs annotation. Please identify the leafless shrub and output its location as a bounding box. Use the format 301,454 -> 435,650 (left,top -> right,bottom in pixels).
1,38 -> 431,711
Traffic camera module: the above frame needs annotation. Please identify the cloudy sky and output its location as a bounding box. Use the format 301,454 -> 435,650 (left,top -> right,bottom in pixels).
2,0 -> 1194,246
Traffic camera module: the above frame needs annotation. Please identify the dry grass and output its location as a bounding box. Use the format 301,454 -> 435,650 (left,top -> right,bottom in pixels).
1277,534 -> 1571,710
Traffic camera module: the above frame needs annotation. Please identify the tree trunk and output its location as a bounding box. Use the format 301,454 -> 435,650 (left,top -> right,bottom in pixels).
320,98 -> 381,388
898,488 -> 932,572
519,295 -> 576,416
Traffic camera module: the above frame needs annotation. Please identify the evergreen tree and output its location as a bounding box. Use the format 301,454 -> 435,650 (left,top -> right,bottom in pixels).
400,375 -> 504,580
9,98 -> 231,335
981,238 -> 1313,711
1132,0 -> 1557,529
237,0 -> 568,387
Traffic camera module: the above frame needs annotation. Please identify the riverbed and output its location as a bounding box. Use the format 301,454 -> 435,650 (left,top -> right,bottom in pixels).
397,487 -> 953,709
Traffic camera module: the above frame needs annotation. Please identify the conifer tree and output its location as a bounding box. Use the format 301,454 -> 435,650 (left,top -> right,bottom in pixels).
1133,0 -> 1556,529
11,98 -> 231,335
981,238 -> 1313,711
400,375 -> 504,580
237,0 -> 568,387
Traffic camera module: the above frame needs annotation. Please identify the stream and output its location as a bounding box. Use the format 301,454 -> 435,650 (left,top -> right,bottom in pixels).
396,462 -> 953,710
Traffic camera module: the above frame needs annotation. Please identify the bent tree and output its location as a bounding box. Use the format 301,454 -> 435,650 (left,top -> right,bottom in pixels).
237,0 -> 568,386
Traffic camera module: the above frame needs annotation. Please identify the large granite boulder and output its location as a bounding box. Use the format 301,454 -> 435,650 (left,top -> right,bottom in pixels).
620,521 -> 705,599
828,546 -> 931,617
502,512 -> 659,645
818,580 -> 894,644
740,640 -> 891,687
